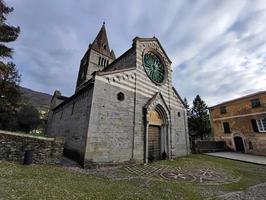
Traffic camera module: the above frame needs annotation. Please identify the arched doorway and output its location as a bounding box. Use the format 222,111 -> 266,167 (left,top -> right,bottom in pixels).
147,106 -> 169,162
148,110 -> 162,162
234,136 -> 245,153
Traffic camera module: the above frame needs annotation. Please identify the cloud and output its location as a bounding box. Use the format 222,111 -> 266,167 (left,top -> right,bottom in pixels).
5,0 -> 266,106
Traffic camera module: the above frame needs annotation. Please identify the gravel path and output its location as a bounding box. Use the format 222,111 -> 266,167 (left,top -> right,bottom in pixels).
219,182 -> 266,200
205,152 -> 266,165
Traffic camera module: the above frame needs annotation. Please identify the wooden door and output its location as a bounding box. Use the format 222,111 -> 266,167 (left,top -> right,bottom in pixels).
148,125 -> 161,162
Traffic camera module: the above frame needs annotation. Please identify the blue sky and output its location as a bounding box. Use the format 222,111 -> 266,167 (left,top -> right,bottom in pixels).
5,0 -> 266,106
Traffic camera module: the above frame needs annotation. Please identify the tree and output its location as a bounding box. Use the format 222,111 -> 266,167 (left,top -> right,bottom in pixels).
189,95 -> 211,140
183,98 -> 190,116
17,105 -> 41,133
0,0 -> 21,130
0,0 -> 20,59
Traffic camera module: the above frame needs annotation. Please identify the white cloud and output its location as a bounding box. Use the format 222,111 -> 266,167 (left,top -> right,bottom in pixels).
5,0 -> 266,106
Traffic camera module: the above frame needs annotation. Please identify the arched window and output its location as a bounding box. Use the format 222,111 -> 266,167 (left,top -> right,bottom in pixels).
107,60 -> 109,66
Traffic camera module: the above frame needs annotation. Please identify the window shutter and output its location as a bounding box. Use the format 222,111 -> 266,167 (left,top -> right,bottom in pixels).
251,119 -> 259,132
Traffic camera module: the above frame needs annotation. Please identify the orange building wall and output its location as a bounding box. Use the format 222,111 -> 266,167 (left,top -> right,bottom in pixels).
210,92 -> 266,156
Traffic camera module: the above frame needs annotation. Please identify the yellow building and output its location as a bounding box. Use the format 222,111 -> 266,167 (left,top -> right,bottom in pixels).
209,91 -> 266,156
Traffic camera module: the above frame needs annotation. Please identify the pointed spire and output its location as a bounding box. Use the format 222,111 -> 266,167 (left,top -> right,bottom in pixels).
91,22 -> 111,54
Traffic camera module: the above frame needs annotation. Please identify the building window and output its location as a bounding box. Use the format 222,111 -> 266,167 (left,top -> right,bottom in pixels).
223,122 -> 231,133
177,112 -> 181,117
103,44 -> 107,50
117,92 -> 125,101
251,119 -> 259,132
251,98 -> 261,108
98,56 -> 101,65
220,106 -> 227,114
248,141 -> 253,150
71,102 -> 75,115
60,109 -> 63,119
256,118 -> 266,132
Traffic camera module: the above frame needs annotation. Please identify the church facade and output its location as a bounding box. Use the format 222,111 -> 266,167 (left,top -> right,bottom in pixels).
47,24 -> 189,168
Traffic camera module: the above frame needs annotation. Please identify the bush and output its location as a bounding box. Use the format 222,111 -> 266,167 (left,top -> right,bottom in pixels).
17,105 -> 41,133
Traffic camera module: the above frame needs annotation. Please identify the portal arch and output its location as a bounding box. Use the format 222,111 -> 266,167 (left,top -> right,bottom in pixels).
145,103 -> 170,163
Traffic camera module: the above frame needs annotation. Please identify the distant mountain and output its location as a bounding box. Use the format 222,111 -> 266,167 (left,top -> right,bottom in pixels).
20,86 -> 52,110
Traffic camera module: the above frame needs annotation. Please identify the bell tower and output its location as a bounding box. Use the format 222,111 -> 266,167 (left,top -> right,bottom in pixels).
76,22 -> 116,92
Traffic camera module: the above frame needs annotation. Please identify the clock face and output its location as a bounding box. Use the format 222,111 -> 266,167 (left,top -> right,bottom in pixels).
143,52 -> 165,84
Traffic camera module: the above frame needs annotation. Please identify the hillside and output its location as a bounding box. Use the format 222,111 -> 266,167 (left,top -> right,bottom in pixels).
20,86 -> 52,109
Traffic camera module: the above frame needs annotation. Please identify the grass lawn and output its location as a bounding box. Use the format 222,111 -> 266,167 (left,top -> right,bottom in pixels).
0,155 -> 266,200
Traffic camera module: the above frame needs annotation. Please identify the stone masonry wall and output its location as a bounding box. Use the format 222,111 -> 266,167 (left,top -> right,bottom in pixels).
47,87 -> 93,161
0,130 -> 64,164
210,92 -> 266,156
84,76 -> 136,167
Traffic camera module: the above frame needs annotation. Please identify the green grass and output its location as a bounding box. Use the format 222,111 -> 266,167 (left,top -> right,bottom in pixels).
0,155 -> 266,200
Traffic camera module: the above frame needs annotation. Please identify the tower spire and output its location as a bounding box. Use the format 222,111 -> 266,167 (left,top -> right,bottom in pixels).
91,23 -> 110,55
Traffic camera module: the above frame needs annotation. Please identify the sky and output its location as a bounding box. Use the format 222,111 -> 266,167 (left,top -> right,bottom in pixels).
5,0 -> 266,106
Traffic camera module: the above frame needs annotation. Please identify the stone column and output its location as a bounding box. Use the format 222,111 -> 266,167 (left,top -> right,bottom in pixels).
160,125 -> 165,154
167,123 -> 171,159
145,121 -> 149,164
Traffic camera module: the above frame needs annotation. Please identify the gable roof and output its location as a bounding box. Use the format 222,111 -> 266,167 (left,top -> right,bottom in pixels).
133,37 -> 172,64
144,92 -> 170,114
172,87 -> 186,108
209,90 -> 266,109
102,47 -> 135,72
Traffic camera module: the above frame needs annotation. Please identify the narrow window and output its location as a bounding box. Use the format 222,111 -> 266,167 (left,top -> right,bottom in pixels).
98,56 -> 101,65
101,57 -> 104,66
177,112 -> 181,117
223,122 -> 231,133
220,106 -> 227,114
248,141 -> 253,150
107,60 -> 109,66
251,98 -> 261,108
103,59 -> 106,67
71,102 -> 75,115
60,109 -> 63,119
103,44 -> 107,50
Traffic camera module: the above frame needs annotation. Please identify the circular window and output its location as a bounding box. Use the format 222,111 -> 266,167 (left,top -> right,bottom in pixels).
117,92 -> 125,101
143,52 -> 165,84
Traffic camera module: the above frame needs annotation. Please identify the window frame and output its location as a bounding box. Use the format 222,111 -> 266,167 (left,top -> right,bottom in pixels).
256,119 -> 266,132
222,122 -> 231,134
220,106 -> 227,114
251,98 -> 261,108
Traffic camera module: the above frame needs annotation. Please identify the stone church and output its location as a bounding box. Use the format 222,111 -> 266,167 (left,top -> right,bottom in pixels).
47,23 -> 189,168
